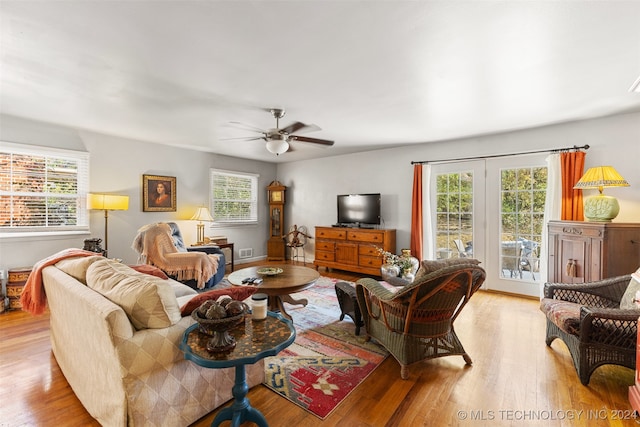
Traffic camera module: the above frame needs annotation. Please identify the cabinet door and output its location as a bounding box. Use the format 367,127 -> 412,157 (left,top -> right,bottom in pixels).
557,237 -> 588,284
336,243 -> 358,265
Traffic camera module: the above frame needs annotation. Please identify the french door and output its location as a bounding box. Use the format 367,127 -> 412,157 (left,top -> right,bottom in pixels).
428,154 -> 547,297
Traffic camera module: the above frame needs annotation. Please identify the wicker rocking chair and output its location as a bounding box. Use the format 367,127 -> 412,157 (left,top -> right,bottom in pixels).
540,274 -> 639,385
356,262 -> 486,379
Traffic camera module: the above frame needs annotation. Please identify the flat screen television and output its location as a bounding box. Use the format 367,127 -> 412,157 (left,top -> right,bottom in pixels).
337,193 -> 381,226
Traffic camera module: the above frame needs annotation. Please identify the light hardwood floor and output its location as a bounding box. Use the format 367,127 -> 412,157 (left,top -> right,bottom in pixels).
0,261 -> 636,427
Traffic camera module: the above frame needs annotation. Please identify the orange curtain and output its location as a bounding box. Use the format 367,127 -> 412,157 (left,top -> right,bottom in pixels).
410,164 -> 423,260
560,151 -> 586,221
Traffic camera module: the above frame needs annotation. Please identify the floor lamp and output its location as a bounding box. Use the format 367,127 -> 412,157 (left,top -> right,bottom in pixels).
87,193 -> 129,256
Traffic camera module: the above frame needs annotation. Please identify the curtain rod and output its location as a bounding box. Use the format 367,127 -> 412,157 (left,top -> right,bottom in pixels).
410,144 -> 589,165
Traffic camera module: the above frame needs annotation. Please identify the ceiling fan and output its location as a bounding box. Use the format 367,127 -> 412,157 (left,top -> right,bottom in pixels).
225,108 -> 334,155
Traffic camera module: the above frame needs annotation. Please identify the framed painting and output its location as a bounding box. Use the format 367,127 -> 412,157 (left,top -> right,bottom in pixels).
143,174 -> 176,212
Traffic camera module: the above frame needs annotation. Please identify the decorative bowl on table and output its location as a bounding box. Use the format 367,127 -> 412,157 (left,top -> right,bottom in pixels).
191,300 -> 248,352
256,267 -> 283,276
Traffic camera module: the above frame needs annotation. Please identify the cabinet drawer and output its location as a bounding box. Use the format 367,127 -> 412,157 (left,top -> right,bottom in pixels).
316,241 -> 335,251
359,255 -> 382,269
347,230 -> 384,243
550,223 -> 603,239
359,245 -> 382,256
315,251 -> 335,262
316,228 -> 347,240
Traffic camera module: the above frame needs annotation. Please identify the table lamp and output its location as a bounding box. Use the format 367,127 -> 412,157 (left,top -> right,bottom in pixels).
87,193 -> 130,256
573,166 -> 629,222
191,207 -> 214,245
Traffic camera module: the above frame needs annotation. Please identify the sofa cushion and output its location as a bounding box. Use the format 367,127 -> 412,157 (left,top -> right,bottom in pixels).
540,298 -> 582,335
180,286 -> 259,316
55,255 -> 105,284
86,258 -> 181,329
620,268 -> 640,310
414,258 -> 481,281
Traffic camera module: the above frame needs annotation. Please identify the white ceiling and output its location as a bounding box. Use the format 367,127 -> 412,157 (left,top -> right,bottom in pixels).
2,1 -> 640,163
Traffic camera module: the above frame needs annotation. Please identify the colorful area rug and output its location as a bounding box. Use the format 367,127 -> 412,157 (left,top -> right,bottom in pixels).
262,276 -> 388,419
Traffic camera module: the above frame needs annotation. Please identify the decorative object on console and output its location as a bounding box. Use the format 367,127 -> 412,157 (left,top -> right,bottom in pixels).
87,193 -> 129,257
142,174 -> 176,212
191,206 -> 214,245
573,166 -> 629,222
378,248 -> 419,285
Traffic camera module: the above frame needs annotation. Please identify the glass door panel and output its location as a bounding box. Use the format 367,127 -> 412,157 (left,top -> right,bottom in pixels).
486,155 -> 547,297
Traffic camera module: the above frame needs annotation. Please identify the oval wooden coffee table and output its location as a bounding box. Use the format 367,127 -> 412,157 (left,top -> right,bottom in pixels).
228,265 -> 320,321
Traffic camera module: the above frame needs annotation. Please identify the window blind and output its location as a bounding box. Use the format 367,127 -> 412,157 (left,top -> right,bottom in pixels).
210,169 -> 259,224
0,142 -> 90,233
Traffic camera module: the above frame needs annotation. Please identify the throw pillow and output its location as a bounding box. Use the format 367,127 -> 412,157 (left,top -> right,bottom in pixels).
180,286 -> 259,316
168,280 -> 198,298
55,255 -> 104,284
86,258 -> 181,329
129,264 -> 169,280
620,268 -> 640,310
414,258 -> 481,281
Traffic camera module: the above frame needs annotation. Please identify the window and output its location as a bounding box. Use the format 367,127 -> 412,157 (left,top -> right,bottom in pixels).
0,142 -> 90,234
210,169 -> 258,225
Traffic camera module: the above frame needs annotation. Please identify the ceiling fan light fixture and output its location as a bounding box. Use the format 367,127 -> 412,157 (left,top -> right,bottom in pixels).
266,135 -> 289,155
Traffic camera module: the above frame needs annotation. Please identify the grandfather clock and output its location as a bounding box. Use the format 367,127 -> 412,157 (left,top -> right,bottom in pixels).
267,181 -> 286,261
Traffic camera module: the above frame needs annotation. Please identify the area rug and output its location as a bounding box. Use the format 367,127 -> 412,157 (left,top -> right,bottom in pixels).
262,276 -> 388,419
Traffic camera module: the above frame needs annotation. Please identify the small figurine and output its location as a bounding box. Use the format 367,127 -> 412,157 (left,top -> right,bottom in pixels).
285,225 -> 312,246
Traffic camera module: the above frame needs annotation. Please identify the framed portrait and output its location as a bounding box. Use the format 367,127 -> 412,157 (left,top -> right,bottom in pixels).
143,174 -> 176,212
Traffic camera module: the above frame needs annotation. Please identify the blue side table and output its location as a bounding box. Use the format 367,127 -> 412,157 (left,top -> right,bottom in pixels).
181,312 -> 295,427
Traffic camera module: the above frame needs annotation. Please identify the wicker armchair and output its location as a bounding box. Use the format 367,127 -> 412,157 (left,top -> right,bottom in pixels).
356,263 -> 486,379
540,275 -> 639,385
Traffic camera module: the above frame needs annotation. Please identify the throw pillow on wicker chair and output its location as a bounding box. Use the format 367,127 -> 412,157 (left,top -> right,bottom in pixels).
414,258 -> 481,281
619,267 -> 640,310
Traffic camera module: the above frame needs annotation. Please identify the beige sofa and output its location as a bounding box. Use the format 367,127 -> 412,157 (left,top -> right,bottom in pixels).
41,256 -> 263,426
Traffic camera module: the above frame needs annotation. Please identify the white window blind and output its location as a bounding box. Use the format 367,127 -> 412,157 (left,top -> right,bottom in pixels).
210,169 -> 258,224
0,142 -> 90,234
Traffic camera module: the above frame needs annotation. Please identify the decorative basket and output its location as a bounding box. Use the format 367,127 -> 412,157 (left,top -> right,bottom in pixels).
191,309 -> 246,336
191,303 -> 248,352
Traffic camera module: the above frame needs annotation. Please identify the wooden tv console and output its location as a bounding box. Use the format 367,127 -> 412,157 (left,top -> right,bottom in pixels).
313,226 -> 396,276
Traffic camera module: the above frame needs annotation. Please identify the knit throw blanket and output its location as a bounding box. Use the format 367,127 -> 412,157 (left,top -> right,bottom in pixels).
131,223 -> 218,289
20,248 -> 99,315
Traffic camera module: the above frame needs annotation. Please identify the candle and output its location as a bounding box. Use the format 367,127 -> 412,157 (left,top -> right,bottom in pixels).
251,293 -> 268,320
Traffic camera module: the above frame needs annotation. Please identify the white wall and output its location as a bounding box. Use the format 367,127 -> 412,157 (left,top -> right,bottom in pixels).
0,115 -> 277,276
2,111 -> 639,278
277,111 -> 640,259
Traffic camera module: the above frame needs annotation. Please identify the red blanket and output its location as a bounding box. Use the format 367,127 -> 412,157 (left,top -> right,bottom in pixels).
20,248 -> 99,315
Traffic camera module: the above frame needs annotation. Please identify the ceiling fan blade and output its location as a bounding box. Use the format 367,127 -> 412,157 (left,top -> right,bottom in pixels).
226,121 -> 266,133
289,135 -> 334,146
219,136 -> 265,142
280,121 -> 321,135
